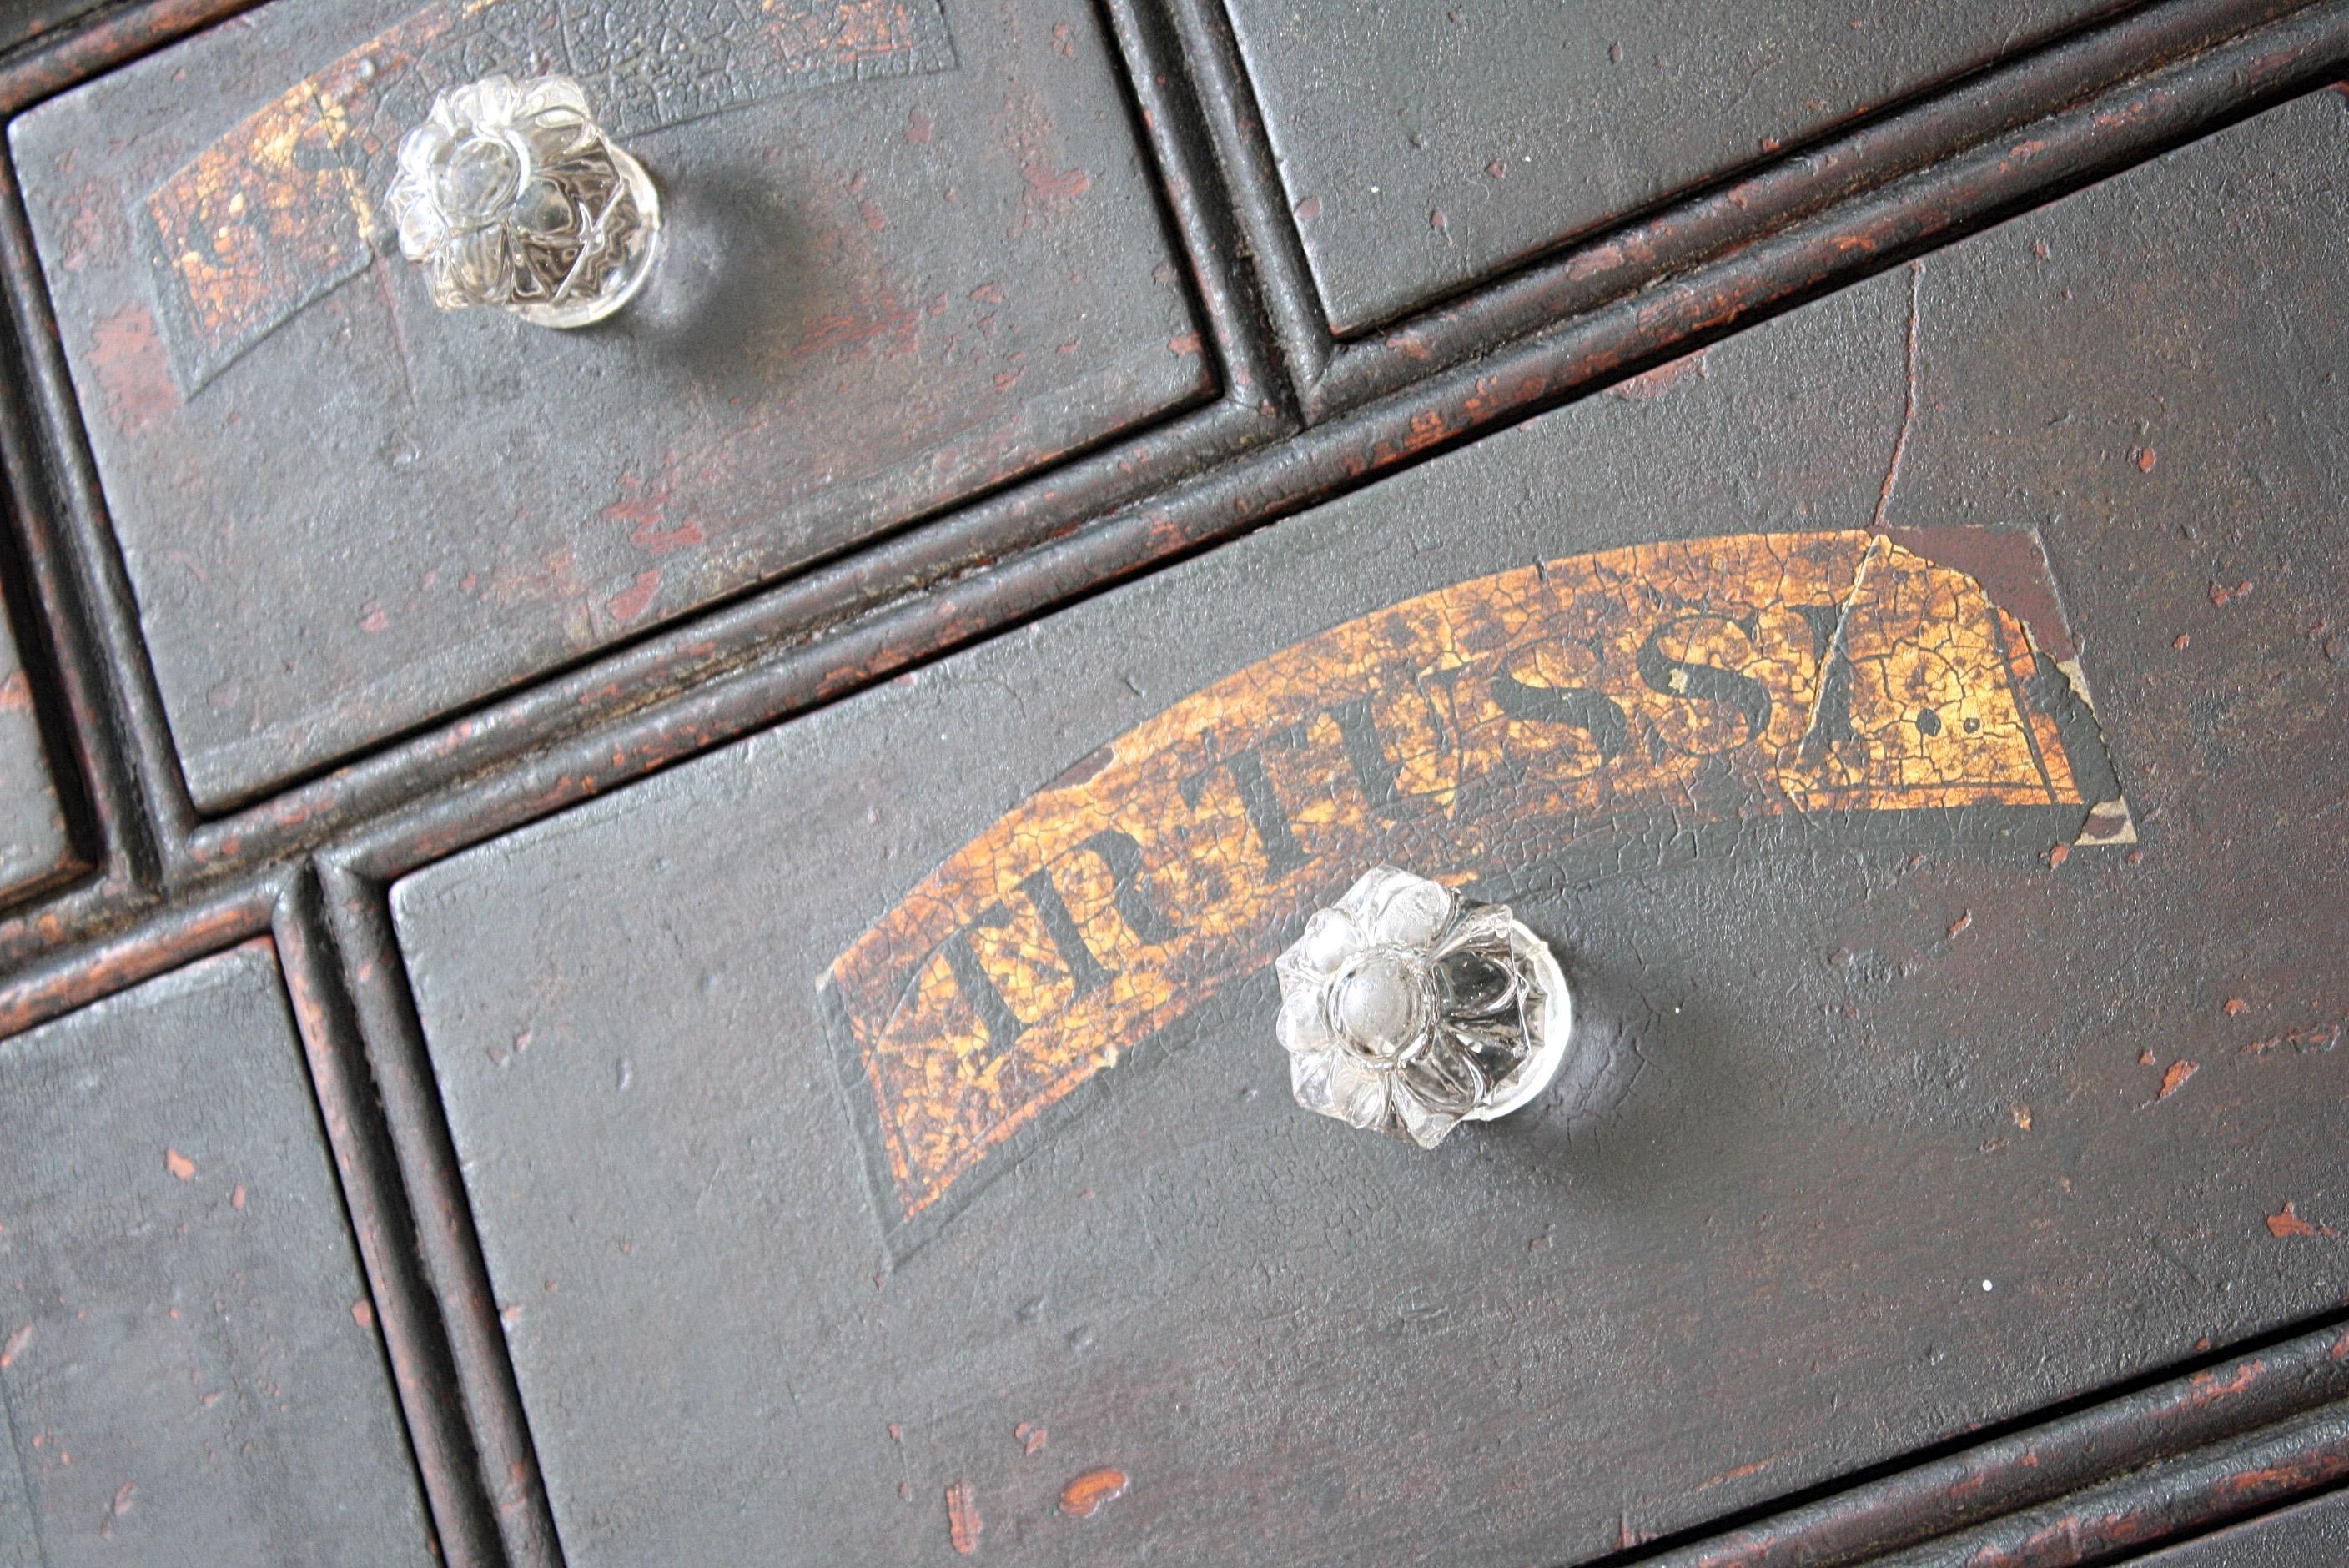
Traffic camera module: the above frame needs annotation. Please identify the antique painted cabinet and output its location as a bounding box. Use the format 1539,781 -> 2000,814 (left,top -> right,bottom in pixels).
0,1 -> 2345,1564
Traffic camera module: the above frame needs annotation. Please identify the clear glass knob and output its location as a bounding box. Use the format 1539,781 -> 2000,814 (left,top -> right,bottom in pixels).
385,74 -> 661,328
1277,866 -> 1574,1148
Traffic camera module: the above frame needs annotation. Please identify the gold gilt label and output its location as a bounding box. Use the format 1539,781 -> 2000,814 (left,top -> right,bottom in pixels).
142,0 -> 956,390
822,528 -> 2128,1253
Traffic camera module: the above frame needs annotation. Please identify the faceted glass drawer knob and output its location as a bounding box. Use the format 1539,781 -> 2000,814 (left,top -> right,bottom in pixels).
1277,866 -> 1573,1148
385,73 -> 661,328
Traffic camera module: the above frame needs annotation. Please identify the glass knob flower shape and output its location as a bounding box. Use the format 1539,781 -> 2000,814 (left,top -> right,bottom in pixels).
385,73 -> 661,328
1276,867 -> 1573,1148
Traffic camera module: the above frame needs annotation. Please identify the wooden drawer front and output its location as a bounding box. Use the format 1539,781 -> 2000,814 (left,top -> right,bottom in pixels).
12,0 -> 1208,811
390,93 -> 2347,1565
1227,0 -> 2127,334
0,601 -> 77,907
0,1 -> 108,57
2135,1490 -> 2349,1565
0,943 -> 433,1566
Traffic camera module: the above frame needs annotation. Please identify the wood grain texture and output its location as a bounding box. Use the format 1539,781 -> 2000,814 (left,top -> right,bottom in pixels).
12,0 -> 1210,809
387,94 -> 2349,1567
0,941 -> 434,1565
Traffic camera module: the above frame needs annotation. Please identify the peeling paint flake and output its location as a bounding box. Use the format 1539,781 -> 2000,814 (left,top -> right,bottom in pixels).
1607,346 -> 1711,401
2243,1023 -> 2343,1058
2266,1201 -> 2337,1239
945,1480 -> 982,1555
1058,1466 -> 1129,1518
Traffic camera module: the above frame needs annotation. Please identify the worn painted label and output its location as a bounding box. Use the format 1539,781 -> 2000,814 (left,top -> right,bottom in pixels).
143,0 -> 956,390
822,529 -> 2130,1254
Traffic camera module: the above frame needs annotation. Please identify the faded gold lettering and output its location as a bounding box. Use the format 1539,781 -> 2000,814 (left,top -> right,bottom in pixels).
827,530 -> 2125,1245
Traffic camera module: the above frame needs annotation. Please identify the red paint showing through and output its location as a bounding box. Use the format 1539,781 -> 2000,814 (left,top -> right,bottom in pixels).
1059,1467 -> 1129,1519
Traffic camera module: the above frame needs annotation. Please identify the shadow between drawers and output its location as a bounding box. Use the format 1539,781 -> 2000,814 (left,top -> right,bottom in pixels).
0,0 -> 1295,976
7,0 -> 2345,988
7,845 -> 2346,1568
1170,0 -> 2345,425
1612,1314 -> 2349,1568
306,857 -> 566,1568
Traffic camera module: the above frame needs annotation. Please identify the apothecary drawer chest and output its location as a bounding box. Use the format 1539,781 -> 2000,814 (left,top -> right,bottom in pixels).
0,2 -> 2344,1565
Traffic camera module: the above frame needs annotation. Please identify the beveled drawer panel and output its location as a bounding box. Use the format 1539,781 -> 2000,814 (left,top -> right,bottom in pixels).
389,93 -> 2348,1565
13,0 -> 1209,809
1227,0 -> 2128,334
0,598 -> 77,907
0,942 -> 432,1565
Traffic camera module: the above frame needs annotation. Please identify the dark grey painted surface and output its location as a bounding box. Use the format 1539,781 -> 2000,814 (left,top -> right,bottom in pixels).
13,0 -> 1207,808
0,942 -> 434,1566
0,0 -> 105,56
2132,1487 -> 2349,1565
390,96 -> 2349,1565
0,602 -> 74,908
1226,0 -> 2129,333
